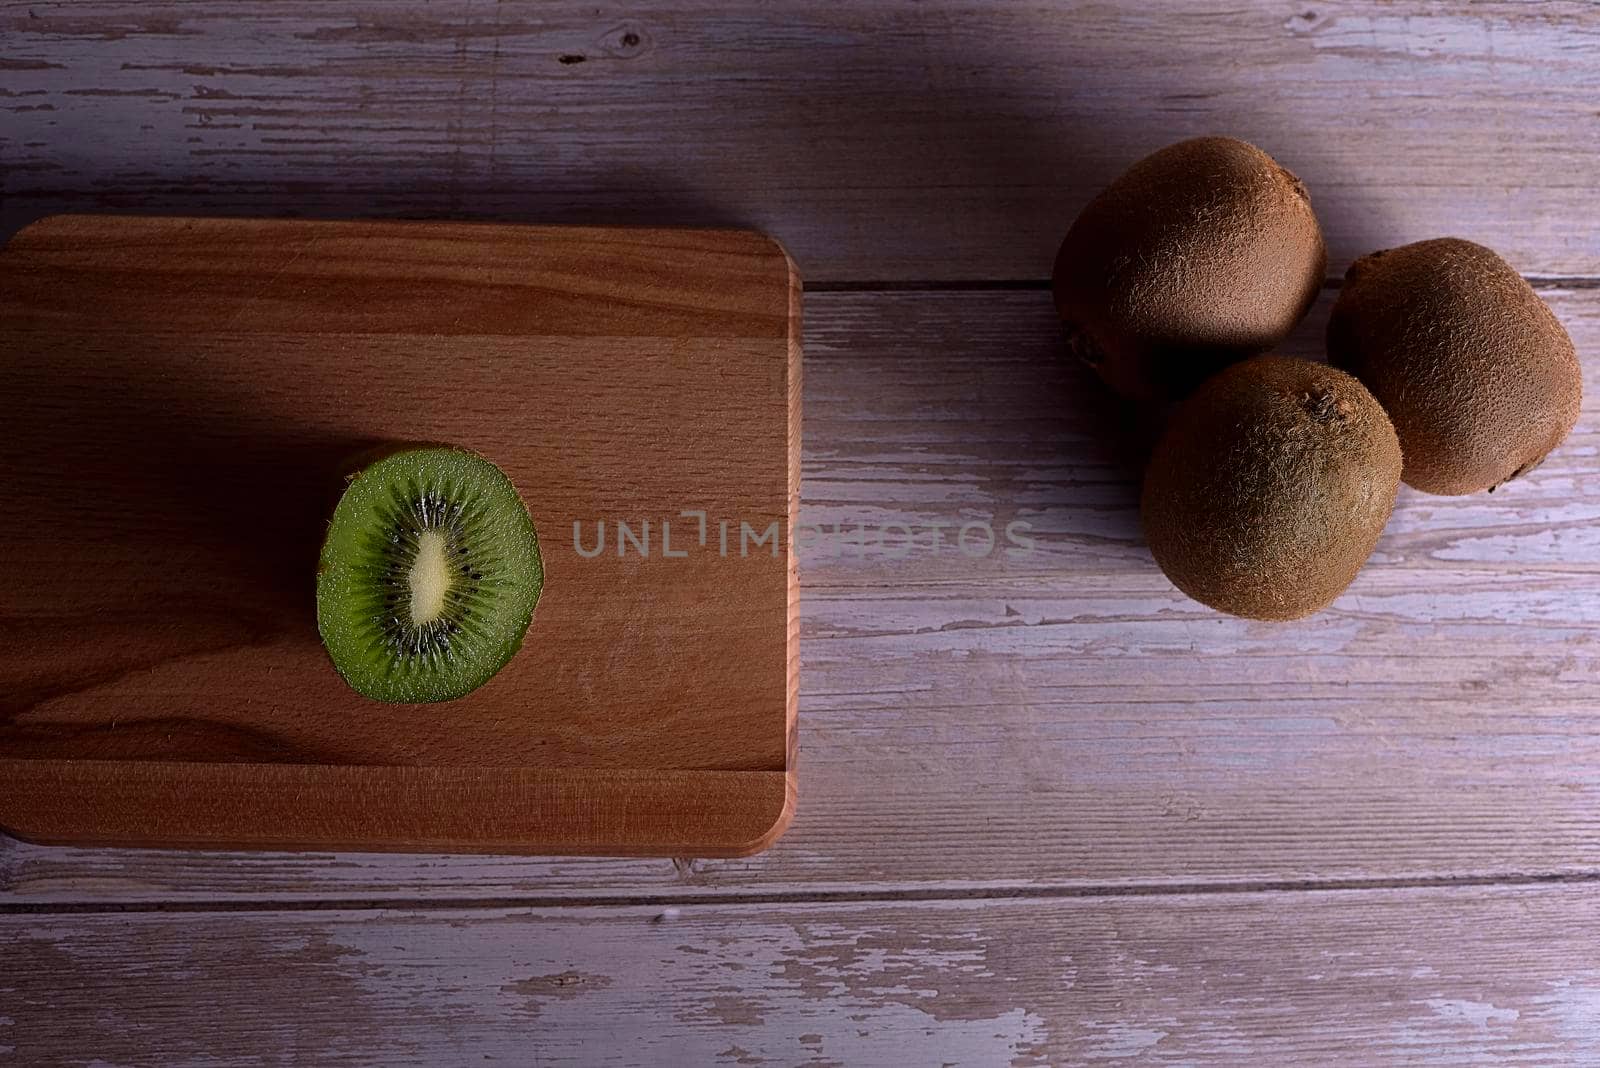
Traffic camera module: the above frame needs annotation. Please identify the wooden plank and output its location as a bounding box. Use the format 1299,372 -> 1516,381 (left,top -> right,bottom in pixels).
0,215 -> 800,855
4,285 -> 1596,900
3,2 -> 1599,281
6,884 -> 1600,1065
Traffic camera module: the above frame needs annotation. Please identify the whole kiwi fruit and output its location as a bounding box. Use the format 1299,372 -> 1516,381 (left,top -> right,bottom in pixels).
1327,237 -> 1582,495
1142,356 -> 1401,621
1052,136 -> 1327,402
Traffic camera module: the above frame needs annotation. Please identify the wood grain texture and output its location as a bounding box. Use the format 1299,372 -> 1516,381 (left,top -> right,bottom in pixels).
7,4 -> 1600,1061
0,764 -> 795,857
0,215 -> 801,855
8,884 -> 1600,1066
5,284 -> 1596,900
4,2 -> 1599,281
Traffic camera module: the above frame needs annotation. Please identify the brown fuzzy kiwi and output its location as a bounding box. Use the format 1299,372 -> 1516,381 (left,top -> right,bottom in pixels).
1051,136 -> 1327,403
1142,356 -> 1401,621
1327,238 -> 1582,495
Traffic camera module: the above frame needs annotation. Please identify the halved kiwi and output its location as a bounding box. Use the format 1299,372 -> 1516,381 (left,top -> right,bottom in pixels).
317,446 -> 543,703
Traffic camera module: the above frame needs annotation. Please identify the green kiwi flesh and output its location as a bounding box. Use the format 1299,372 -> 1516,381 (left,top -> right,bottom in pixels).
1052,136 -> 1327,402
317,446 -> 543,703
1327,237 -> 1582,495
1141,356 -> 1402,621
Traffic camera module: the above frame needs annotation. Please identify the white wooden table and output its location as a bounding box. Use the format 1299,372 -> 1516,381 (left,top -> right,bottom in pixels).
4,3 -> 1599,1063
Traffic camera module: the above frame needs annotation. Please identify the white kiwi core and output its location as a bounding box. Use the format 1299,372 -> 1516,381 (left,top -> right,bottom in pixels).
407,530 -> 453,625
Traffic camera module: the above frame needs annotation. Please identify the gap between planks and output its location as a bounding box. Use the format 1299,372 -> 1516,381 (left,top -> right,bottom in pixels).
9,869 -> 1600,917
807,276 -> 1600,292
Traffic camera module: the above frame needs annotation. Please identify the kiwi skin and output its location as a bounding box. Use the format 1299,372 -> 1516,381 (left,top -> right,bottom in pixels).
1142,356 -> 1402,621
1327,238 -> 1582,495
1052,136 -> 1327,403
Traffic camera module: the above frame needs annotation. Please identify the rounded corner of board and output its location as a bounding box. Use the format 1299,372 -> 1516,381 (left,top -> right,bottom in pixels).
710,770 -> 797,859
2,212 -> 78,254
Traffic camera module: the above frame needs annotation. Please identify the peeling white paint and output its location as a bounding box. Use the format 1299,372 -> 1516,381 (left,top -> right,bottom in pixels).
319,911 -> 1052,1065
1532,978 -> 1600,1058
16,895 -> 1600,1063
1424,998 -> 1520,1030
1287,11 -> 1577,67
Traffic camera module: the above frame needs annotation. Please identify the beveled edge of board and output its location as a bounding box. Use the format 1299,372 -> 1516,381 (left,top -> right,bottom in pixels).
0,762 -> 796,858
0,218 -> 803,858
783,233 -> 803,831
0,213 -> 799,339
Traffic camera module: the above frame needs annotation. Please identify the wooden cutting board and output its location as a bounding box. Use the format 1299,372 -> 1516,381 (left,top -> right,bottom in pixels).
0,215 -> 800,856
